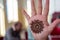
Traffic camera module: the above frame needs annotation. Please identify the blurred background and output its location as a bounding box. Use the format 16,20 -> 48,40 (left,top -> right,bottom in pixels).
0,0 -> 60,40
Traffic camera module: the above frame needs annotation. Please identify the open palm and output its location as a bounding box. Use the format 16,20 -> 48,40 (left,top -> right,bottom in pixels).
22,0 -> 60,40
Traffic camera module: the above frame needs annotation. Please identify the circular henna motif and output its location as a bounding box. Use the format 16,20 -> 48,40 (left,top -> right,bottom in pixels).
30,20 -> 44,33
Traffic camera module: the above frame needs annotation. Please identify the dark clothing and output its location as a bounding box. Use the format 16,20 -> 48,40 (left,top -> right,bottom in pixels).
4,27 -> 20,40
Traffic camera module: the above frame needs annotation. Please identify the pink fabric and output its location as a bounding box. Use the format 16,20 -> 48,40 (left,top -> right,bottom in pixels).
51,27 -> 60,35
52,38 -> 60,40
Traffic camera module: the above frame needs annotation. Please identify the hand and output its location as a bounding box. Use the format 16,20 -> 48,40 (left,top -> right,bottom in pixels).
22,0 -> 60,40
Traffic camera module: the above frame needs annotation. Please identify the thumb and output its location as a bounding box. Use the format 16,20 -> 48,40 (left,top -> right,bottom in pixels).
49,19 -> 60,29
48,19 -> 60,33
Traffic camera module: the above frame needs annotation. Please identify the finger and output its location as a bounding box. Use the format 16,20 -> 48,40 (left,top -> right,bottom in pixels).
31,0 -> 36,16
41,19 -> 60,37
46,19 -> 60,35
49,19 -> 60,31
43,0 -> 49,19
37,0 -> 42,15
22,9 -> 30,20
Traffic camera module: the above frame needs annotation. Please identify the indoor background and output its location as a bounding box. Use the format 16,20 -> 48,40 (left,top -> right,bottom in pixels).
0,0 -> 60,40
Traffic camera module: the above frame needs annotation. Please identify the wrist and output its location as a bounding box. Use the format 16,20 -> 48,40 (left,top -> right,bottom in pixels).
34,37 -> 48,40
34,38 -> 40,40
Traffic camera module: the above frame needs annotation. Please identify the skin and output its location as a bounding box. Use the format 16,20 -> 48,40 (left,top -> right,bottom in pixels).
22,0 -> 60,40
15,24 -> 22,31
12,22 -> 22,31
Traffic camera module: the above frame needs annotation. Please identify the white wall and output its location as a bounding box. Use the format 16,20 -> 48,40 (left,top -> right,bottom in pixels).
55,0 -> 60,12
48,0 -> 60,23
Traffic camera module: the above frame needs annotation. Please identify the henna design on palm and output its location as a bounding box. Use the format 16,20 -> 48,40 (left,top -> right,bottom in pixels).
30,20 -> 44,33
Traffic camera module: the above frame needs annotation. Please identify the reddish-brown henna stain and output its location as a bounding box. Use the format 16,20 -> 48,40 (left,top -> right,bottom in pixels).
30,20 -> 44,33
